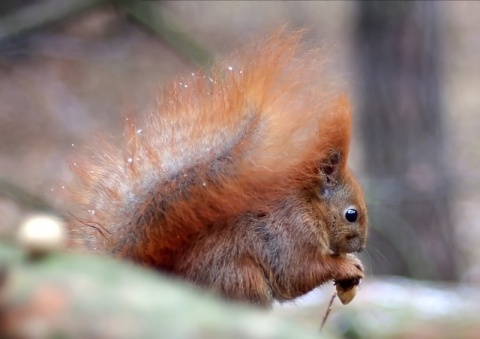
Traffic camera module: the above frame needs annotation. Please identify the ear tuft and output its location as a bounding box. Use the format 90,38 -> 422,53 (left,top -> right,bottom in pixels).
320,152 -> 341,186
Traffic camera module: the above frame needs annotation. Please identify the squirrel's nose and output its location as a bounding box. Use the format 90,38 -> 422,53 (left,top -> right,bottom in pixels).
344,233 -> 366,253
345,232 -> 359,241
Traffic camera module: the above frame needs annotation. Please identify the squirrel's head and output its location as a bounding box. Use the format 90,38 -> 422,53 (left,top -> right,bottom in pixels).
317,152 -> 368,254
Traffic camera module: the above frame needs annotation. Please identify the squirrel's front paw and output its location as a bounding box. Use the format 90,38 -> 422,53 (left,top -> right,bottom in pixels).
332,254 -> 363,305
332,253 -> 364,284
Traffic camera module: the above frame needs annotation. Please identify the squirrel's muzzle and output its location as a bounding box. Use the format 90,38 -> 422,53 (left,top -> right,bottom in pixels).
331,233 -> 366,254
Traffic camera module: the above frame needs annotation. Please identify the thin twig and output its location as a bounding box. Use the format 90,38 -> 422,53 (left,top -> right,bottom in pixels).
320,292 -> 337,332
0,0 -> 110,43
118,1 -> 213,68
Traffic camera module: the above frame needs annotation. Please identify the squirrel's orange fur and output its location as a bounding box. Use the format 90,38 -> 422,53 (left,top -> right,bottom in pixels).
68,31 -> 367,307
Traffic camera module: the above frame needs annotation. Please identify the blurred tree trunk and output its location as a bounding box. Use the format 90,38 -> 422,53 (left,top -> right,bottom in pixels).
354,2 -> 461,280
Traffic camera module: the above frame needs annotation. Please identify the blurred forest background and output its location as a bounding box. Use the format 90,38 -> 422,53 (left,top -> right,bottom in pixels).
1,1 -> 480,338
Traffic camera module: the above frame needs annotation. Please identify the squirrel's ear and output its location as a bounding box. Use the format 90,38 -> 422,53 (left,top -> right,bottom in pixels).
319,151 -> 341,187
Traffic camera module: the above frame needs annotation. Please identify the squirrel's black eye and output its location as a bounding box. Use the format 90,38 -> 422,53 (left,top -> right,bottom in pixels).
344,209 -> 358,223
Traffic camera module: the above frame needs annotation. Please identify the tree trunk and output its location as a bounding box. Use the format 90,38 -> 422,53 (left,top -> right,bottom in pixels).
354,1 -> 460,280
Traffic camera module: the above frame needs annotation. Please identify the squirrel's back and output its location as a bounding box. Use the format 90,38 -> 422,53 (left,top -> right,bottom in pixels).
68,31 -> 365,305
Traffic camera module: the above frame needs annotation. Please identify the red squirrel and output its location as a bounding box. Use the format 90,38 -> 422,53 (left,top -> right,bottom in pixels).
68,31 -> 367,307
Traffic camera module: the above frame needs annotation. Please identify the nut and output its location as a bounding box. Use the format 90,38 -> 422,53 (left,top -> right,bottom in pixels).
336,284 -> 358,305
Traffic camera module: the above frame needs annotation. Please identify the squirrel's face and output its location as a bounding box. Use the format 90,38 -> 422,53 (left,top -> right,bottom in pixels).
320,171 -> 367,254
316,154 -> 368,255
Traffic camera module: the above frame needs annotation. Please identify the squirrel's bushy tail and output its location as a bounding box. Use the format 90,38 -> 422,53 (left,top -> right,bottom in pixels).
68,30 -> 352,268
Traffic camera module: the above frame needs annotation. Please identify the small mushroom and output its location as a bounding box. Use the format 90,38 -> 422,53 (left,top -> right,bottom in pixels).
16,214 -> 67,257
